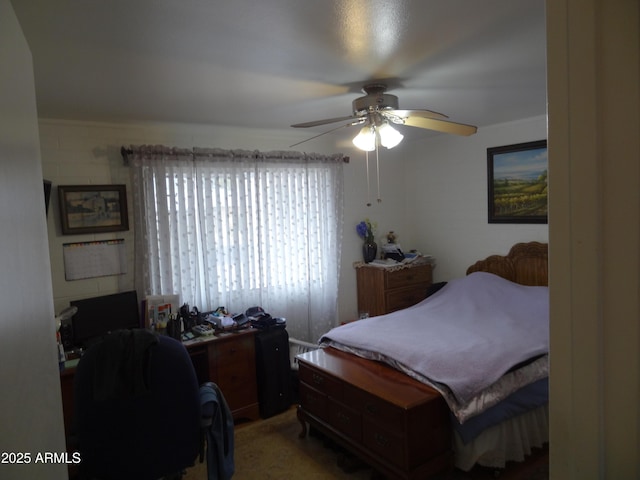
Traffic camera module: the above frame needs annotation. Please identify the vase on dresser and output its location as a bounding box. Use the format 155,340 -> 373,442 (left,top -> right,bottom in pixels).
362,241 -> 377,263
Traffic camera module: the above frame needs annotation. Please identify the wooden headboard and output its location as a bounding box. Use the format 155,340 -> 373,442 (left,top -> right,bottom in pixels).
466,242 -> 548,286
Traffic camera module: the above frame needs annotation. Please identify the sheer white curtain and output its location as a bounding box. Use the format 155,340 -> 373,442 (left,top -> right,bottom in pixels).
129,145 -> 344,342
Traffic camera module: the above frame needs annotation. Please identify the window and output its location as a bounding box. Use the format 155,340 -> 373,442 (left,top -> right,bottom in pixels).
130,147 -> 344,341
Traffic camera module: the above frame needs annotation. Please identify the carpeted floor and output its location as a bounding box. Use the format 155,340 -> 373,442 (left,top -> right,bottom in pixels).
183,408 -> 373,479
183,407 -> 548,479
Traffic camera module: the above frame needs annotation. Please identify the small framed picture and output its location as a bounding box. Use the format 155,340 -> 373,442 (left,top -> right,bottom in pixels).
58,185 -> 129,234
487,140 -> 548,224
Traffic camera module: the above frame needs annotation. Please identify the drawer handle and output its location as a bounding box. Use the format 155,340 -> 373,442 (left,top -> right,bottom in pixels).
374,433 -> 389,447
312,373 -> 324,385
365,403 -> 377,415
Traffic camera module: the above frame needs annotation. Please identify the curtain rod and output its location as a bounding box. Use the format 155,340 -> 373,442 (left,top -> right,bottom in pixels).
120,146 -> 349,164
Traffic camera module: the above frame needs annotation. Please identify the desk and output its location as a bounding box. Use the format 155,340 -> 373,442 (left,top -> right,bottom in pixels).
60,328 -> 259,438
182,328 -> 259,420
59,329 -> 258,478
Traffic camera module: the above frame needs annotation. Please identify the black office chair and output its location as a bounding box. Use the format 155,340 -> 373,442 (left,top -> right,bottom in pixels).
73,329 -> 201,480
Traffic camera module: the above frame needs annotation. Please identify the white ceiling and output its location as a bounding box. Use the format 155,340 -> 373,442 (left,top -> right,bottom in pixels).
11,0 -> 547,148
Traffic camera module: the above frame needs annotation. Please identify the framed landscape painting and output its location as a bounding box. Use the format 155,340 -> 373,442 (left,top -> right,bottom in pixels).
58,185 -> 129,234
487,140 -> 548,224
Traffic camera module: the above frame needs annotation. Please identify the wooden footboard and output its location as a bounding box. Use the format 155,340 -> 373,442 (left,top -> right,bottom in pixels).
297,347 -> 453,479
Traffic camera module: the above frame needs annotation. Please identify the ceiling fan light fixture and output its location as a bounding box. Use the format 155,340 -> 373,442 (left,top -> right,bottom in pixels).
291,83 -> 477,149
352,125 -> 376,151
377,122 -> 403,149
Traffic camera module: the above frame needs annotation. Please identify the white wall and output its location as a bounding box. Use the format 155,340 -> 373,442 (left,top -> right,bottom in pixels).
339,143 -> 413,321
402,116 -> 549,281
0,1 -> 67,478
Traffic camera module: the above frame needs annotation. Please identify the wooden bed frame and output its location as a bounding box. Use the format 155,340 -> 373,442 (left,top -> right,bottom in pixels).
466,241 -> 548,286
296,242 -> 548,479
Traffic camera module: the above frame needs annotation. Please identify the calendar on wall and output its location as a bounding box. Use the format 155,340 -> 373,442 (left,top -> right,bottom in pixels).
63,239 -> 127,281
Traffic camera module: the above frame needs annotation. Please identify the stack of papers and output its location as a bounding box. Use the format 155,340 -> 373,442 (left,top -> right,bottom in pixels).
367,254 -> 435,268
369,259 -> 400,268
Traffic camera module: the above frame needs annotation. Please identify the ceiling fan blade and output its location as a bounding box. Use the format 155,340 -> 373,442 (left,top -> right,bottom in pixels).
386,109 -> 449,121
402,116 -> 477,136
289,122 -> 359,147
291,115 -> 360,128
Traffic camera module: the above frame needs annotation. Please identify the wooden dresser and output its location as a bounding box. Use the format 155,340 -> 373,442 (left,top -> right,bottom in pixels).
297,347 -> 452,480
356,262 -> 433,317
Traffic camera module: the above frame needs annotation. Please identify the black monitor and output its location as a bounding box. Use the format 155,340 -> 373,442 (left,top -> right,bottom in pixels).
70,290 -> 141,349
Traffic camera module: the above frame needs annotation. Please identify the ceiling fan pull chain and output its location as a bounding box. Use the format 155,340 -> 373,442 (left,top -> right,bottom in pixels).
375,144 -> 381,203
365,150 -> 372,207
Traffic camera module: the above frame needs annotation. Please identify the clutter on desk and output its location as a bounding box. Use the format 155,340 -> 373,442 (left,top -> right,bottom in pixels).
184,304 -> 257,336
165,314 -> 182,340
192,323 -> 215,336
148,300 -> 286,341
203,307 -> 235,329
144,294 -> 180,330
245,306 -> 286,329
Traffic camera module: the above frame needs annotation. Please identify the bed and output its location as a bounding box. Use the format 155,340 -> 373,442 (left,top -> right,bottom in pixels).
296,242 -> 549,478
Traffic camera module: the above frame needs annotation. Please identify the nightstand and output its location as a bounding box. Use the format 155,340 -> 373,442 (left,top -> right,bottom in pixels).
355,261 -> 433,317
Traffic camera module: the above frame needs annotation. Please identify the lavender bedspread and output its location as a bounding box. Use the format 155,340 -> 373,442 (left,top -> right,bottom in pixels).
320,272 -> 549,418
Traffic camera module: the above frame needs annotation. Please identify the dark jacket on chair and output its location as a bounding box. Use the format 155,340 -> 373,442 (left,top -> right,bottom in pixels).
200,382 -> 235,480
74,329 -> 201,480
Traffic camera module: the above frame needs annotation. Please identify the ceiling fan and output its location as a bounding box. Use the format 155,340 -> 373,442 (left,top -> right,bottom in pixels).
290,83 -> 477,150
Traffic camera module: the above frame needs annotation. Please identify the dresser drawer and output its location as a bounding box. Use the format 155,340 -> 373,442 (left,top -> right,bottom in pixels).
385,285 -> 430,313
385,265 -> 431,289
217,361 -> 255,392
328,399 -> 362,441
210,335 -> 254,362
357,263 -> 432,317
347,385 -> 404,434
222,380 -> 257,412
299,363 -> 343,400
299,383 -> 329,419
362,418 -> 406,468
